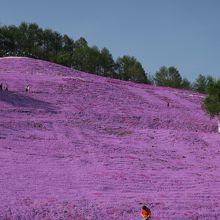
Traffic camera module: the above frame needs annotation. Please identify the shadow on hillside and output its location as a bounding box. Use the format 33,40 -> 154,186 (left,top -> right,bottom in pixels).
0,91 -> 57,113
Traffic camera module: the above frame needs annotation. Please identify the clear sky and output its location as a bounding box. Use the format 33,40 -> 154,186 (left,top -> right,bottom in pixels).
0,0 -> 219,81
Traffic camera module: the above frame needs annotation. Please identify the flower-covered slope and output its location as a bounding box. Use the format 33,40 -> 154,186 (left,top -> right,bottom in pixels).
0,57 -> 219,220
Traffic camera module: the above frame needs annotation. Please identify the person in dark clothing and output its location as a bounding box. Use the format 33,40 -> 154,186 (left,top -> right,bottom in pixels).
25,85 -> 30,92
141,205 -> 151,220
0,83 -> 3,91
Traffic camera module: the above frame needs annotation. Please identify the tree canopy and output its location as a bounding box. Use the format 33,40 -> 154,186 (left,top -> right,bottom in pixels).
154,66 -> 185,89
202,79 -> 220,118
116,56 -> 148,83
0,22 -> 150,84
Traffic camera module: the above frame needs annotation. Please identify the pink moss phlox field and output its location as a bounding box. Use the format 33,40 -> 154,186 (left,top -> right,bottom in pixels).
0,57 -> 220,219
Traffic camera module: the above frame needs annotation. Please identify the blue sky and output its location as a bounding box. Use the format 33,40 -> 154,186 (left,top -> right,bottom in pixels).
0,0 -> 219,81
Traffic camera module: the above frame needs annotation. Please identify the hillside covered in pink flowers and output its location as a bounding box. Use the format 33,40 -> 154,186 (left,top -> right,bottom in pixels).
0,57 -> 219,220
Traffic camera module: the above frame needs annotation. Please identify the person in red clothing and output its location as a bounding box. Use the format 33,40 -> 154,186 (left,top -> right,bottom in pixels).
141,205 -> 151,220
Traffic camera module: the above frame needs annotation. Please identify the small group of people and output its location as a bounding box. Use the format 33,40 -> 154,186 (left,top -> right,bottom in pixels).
0,83 -> 30,92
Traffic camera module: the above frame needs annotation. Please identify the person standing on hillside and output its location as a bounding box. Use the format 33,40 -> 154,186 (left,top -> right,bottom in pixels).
25,85 -> 30,92
141,205 -> 151,220
0,83 -> 3,91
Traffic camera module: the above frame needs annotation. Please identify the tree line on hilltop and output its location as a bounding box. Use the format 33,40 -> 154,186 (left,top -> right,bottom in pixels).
0,22 -> 219,94
0,22 -> 149,84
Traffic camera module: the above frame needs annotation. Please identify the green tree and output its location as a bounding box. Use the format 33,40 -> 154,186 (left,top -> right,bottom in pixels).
205,75 -> 215,93
27,23 -> 43,57
86,46 -> 101,73
56,34 -> 74,67
17,22 -> 44,57
72,37 -> 90,71
202,79 -> 220,133
193,74 -> 207,93
52,31 -> 63,56
99,48 -> 115,77
181,77 -> 191,89
0,26 -> 13,55
56,52 -> 73,67
62,34 -> 74,53
0,25 -> 17,55
154,66 -> 182,88
116,56 -> 148,83
193,74 -> 216,94
41,28 -> 62,60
